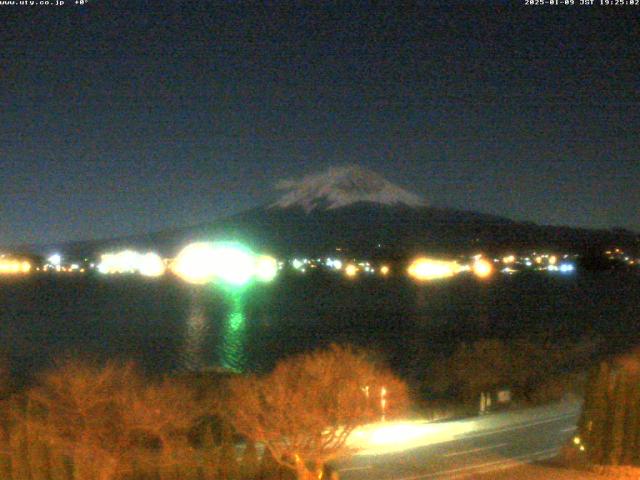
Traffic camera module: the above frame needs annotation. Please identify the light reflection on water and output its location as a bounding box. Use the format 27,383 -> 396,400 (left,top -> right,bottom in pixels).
181,287 -> 248,373
3,272 -> 636,380
183,291 -> 210,371
220,290 -> 247,372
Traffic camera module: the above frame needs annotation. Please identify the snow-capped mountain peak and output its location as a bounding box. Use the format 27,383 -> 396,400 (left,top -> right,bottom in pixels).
270,165 -> 425,213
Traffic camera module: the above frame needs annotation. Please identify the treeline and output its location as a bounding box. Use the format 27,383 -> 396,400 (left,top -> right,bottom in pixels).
0,361 -> 293,480
0,334 -> 604,480
579,351 -> 640,467
0,345 -> 408,480
0,412 -> 294,480
413,335 -> 601,406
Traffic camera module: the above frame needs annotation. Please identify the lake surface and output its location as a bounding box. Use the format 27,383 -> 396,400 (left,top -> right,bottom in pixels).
1,270 -> 639,381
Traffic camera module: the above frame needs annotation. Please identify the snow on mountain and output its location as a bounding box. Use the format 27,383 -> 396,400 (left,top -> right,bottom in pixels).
270,165 -> 425,213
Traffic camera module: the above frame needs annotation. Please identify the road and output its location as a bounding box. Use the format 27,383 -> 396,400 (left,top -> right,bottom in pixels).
334,399 -> 581,480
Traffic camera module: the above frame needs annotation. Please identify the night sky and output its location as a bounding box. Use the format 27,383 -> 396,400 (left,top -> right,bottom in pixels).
1,2 -> 638,246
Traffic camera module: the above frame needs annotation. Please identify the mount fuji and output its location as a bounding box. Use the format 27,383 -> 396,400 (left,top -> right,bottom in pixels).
29,166 -> 639,260
270,166 -> 425,212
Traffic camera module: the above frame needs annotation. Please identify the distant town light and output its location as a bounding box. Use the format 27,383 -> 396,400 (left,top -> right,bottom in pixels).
138,252 -> 165,277
345,264 -> 358,278
0,258 -> 31,275
255,255 -> 278,282
172,243 -> 218,284
323,258 -> 343,270
502,255 -> 515,264
99,251 -> 130,274
48,254 -> 62,266
97,250 -> 165,277
380,265 -> 390,276
472,258 -> 493,279
559,263 -> 575,274
210,244 -> 255,286
408,257 -> 461,281
173,242 -> 257,286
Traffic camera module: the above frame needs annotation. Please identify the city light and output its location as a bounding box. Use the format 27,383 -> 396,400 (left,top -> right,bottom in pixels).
172,243 -> 218,284
47,254 -> 62,266
209,244 -> 255,286
172,242 -> 278,286
472,258 -> 493,279
345,264 -> 358,278
98,250 -> 137,274
98,250 -> 166,277
36,245 -> 585,283
559,263 -> 575,274
138,252 -> 166,277
0,259 -> 31,274
254,255 -> 278,282
407,257 -> 461,281
325,258 -> 343,270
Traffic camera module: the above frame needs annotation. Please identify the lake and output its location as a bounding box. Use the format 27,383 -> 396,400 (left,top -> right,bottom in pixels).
1,270 -> 639,382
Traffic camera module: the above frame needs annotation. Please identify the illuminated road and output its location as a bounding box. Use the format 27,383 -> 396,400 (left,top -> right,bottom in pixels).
335,399 -> 581,480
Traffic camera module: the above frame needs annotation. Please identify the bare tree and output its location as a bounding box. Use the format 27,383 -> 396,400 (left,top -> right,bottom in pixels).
225,344 -> 409,480
26,360 -> 208,480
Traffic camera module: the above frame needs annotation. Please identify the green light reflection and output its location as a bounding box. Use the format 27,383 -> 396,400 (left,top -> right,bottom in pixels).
220,289 -> 248,372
